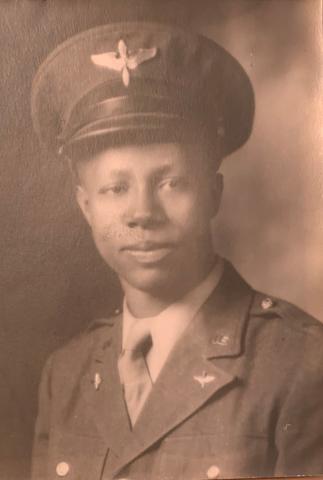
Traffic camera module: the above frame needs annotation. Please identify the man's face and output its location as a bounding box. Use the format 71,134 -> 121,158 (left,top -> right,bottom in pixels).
76,142 -> 223,296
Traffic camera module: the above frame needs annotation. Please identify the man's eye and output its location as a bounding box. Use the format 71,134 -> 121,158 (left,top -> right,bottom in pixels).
99,184 -> 128,195
159,178 -> 184,190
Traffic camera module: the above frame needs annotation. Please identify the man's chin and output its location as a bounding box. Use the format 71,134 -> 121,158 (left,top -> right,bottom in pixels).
120,267 -> 174,294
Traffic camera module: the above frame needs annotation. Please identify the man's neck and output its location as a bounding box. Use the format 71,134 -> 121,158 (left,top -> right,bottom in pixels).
120,254 -> 219,318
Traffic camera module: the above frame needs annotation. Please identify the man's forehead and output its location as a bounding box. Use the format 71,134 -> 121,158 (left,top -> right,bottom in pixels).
80,141 -> 207,172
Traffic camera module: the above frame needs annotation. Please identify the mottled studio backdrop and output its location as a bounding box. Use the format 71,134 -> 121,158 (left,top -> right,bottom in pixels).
0,0 -> 322,478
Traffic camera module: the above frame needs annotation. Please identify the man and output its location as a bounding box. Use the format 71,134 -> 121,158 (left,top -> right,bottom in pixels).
31,21 -> 323,479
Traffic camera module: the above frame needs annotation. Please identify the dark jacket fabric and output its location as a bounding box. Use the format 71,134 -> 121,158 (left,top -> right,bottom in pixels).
31,262 -> 323,480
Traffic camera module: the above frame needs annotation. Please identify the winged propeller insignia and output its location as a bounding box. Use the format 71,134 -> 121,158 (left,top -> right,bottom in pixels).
91,39 -> 158,87
193,371 -> 216,388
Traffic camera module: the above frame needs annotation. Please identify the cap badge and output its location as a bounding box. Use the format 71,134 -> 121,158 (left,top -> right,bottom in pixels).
91,39 -> 157,87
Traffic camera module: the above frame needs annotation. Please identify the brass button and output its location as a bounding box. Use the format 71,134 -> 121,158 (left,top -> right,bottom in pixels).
207,465 -> 220,479
261,297 -> 273,310
114,308 -> 121,315
56,462 -> 70,477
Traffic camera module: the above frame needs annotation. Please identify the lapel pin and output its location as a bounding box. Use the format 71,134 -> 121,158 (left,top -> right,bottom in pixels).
194,371 -> 216,389
212,335 -> 230,346
94,372 -> 102,391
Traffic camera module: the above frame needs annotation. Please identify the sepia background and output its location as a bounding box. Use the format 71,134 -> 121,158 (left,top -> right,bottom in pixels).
0,0 -> 322,478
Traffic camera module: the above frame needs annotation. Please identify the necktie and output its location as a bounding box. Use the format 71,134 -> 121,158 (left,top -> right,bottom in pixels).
118,320 -> 153,426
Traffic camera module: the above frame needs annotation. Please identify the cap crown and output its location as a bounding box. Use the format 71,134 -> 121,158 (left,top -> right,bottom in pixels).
31,22 -> 254,158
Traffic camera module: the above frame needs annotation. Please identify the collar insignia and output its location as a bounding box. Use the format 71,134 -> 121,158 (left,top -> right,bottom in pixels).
93,372 -> 102,391
91,39 -> 157,87
193,371 -> 216,389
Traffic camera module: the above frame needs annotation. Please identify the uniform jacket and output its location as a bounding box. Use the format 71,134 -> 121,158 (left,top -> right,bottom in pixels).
31,262 -> 323,480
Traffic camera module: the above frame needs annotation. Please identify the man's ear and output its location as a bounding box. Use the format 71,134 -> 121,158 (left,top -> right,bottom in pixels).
211,173 -> 224,218
76,185 -> 92,226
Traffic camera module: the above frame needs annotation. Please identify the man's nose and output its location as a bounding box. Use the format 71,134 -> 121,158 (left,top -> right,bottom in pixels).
126,186 -> 163,228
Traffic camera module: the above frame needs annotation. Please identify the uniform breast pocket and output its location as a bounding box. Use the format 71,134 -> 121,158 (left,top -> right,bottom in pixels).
48,432 -> 108,480
154,435 -> 222,480
154,433 -> 270,480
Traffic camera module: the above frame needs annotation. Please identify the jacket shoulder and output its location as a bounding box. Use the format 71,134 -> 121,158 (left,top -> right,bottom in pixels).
244,291 -> 323,390
49,313 -> 120,366
249,290 -> 323,340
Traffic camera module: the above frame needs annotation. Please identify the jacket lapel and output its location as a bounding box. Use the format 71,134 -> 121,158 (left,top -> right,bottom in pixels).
79,316 -> 143,457
109,262 -> 255,477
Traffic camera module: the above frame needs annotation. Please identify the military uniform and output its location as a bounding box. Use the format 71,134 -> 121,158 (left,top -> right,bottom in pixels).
31,21 -> 323,480
31,261 -> 323,479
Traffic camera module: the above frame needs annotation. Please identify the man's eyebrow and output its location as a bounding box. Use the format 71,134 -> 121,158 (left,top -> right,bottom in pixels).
151,163 -> 181,176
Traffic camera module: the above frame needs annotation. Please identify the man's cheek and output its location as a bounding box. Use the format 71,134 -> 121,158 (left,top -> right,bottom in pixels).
175,209 -> 210,236
90,211 -> 125,242
95,223 -> 152,244
169,200 -> 196,225
100,224 -> 130,243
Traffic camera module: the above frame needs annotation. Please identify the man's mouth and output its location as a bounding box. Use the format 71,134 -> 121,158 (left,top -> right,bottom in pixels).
121,242 -> 175,264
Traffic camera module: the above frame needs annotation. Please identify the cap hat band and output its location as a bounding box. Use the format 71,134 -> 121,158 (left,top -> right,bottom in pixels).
58,91 -> 220,153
